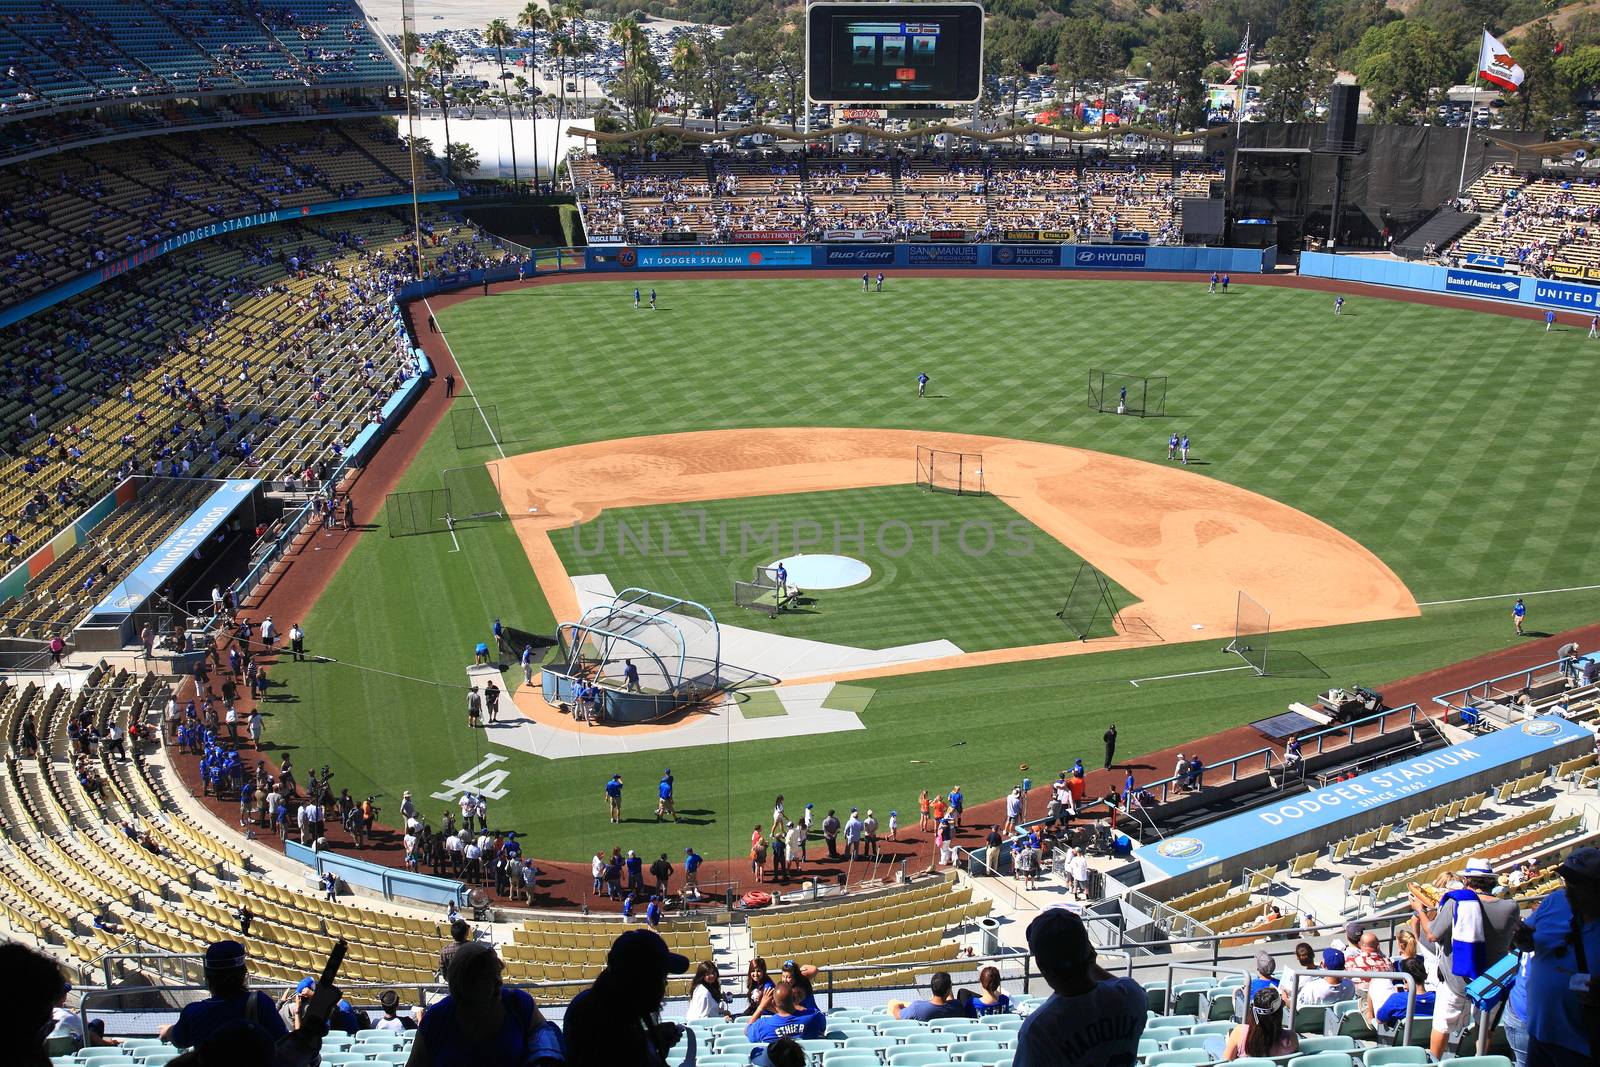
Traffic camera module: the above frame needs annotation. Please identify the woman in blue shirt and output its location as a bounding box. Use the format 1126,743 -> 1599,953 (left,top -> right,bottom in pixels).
971,966 -> 1013,1016
411,942 -> 565,1066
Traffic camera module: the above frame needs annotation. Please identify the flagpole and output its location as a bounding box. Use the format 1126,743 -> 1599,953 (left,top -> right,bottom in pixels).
1458,29 -> 1485,197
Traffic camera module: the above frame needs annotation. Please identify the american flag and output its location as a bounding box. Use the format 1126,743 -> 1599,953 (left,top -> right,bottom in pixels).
1227,37 -> 1249,84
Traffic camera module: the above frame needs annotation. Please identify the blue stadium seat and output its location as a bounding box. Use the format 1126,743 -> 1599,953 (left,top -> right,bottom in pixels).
135,1055 -> 180,1067
1138,1040 -> 1161,1059
899,1033 -> 951,1048
1167,1035 -> 1215,1051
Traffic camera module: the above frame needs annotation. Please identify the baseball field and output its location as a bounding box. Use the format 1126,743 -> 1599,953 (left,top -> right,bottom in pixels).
262,275 -> 1600,865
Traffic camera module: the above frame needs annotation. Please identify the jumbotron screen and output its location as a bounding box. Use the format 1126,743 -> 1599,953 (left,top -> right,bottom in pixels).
806,2 -> 984,104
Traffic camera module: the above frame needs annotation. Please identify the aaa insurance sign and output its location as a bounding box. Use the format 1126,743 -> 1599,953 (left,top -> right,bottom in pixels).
1443,269 -> 1521,300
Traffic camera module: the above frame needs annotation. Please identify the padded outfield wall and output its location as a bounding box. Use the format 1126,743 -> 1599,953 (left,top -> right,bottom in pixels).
584,244 -> 1275,273
1300,252 -> 1600,313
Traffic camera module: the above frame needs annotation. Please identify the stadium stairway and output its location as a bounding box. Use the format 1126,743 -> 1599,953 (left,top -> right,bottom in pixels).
1393,208 -> 1481,260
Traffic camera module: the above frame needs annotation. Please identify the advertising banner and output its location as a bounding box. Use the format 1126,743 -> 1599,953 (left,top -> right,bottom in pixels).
1071,246 -> 1148,269
1528,277 -> 1600,309
992,245 -> 1062,267
822,229 -> 895,242
907,244 -> 980,265
732,229 -> 805,243
822,245 -> 898,265
1444,269 -> 1524,299
1464,253 -> 1507,270
633,246 -> 813,269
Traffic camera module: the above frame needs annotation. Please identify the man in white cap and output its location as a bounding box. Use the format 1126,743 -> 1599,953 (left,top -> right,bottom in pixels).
1413,856 -> 1521,1059
1014,906 -> 1146,1066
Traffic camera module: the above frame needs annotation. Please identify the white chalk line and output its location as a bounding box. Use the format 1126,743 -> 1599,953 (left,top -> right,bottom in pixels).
1418,581 -> 1600,607
423,296 -> 506,462
1129,664 -> 1254,687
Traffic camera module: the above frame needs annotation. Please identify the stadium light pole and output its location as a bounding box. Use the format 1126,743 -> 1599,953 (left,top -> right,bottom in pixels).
401,0 -> 425,277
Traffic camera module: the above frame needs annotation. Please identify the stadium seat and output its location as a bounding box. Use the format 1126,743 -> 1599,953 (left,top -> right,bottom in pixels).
1168,1035 -> 1215,1051
75,1053 -> 130,1063
822,1054 -> 882,1067
1191,1021 -> 1234,1037
1151,1015 -> 1199,1029
1437,1059 -> 1509,1067
888,1053 -> 953,1067
1293,1006 -> 1332,1035
696,1057 -> 752,1067
841,1038 -> 898,1056
877,1022 -> 931,1037
315,1055 -> 366,1066
1146,1052 -> 1212,1066
1362,1050 -> 1429,1067
135,1055 -> 179,1067
1142,1027 -> 1185,1047
1286,1055 -> 1357,1067
899,1032 -> 951,1048
1299,1037 -> 1358,1053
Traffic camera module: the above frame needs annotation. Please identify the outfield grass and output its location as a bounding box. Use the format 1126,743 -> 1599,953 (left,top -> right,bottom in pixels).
552,485 -> 1127,651
263,277 -> 1600,863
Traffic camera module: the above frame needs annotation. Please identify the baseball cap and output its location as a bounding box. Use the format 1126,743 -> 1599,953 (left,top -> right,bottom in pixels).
1322,948 -> 1346,970
1254,951 -> 1276,975
295,976 -> 316,993
1025,906 -> 1094,973
685,847 -> 694,853
608,929 -> 689,975
1463,857 -> 1495,877
1559,846 -> 1600,882
379,990 -> 400,1011
1344,921 -> 1365,942
204,940 -> 248,971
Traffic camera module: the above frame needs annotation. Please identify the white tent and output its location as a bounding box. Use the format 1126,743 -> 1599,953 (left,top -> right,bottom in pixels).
409,115 -> 589,181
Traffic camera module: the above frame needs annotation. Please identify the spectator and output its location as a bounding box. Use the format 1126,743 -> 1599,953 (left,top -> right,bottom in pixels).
3,940 -> 65,1067
1373,957 -> 1435,1028
889,971 -> 974,1021
745,958 -> 775,1016
1222,987 -> 1300,1060
752,1037 -> 806,1067
745,978 -> 826,1043
373,990 -> 417,1031
685,961 -> 732,1022
1296,949 -> 1356,1006
649,852 -> 673,897
967,966 -> 1012,1016
1346,932 -> 1393,999
408,941 -> 562,1066
1516,846 -> 1600,1065
440,919 -> 472,979
562,930 -> 690,1067
161,941 -> 289,1048
1415,857 -> 1522,1059
1014,906 -> 1145,1067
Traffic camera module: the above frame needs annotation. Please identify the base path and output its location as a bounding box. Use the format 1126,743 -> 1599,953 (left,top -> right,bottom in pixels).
498,427 -> 1418,717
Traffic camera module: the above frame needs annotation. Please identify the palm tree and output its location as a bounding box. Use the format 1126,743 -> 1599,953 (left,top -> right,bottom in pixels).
517,1 -> 549,190
574,30 -> 598,109
669,35 -> 702,126
423,39 -> 460,179
485,18 -> 519,188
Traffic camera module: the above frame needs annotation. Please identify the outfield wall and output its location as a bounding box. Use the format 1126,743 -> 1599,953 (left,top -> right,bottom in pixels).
1300,251 -> 1600,312
584,244 -> 1275,274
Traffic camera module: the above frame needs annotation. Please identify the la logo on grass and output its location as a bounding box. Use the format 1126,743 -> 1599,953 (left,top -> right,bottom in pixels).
432,754 -> 511,801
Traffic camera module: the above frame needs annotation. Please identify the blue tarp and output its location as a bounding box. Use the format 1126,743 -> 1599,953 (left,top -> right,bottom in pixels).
1137,717 -> 1592,880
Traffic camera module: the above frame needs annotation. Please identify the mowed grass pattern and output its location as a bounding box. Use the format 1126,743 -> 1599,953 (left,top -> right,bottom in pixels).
257,277 -> 1600,862
553,485 -> 1126,652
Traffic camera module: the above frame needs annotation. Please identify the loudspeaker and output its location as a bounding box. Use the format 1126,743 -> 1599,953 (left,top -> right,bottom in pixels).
1326,84 -> 1359,148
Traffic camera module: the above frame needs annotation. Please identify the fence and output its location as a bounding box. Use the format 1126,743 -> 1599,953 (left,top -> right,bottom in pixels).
1430,656 -> 1567,718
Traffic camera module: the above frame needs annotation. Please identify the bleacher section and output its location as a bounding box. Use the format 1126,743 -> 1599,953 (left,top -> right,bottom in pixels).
1452,164 -> 1600,277
569,153 -> 1224,245
0,204 -> 514,635
0,0 -> 398,114
0,118 -> 447,305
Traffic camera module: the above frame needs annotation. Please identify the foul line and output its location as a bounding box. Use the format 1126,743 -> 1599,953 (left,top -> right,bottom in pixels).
423,296 -> 506,461
1418,581 -> 1600,607
1129,664 -> 1254,687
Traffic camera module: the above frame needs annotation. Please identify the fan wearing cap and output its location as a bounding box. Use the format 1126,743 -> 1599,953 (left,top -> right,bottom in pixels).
562,929 -> 690,1067
1013,906 -> 1146,1067
372,990 -> 417,1031
1294,949 -> 1355,1006
161,941 -> 288,1048
1413,855 -> 1521,1059
1517,845 -> 1600,1063
411,941 -> 564,1067
744,976 -> 827,1043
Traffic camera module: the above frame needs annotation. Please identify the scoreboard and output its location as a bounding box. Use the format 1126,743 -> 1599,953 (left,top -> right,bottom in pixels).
806,3 -> 984,105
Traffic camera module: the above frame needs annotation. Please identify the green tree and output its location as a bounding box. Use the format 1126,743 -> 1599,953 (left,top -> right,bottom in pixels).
423,40 -> 460,179
1355,19 -> 1452,124
668,33 -> 703,126
1514,19 -> 1565,134
1256,0 -> 1327,123
1148,11 -> 1209,132
485,18 -> 520,187
446,141 -> 480,177
698,33 -> 737,131
1054,16 -> 1126,118
517,1 -> 550,190
1557,44 -> 1600,109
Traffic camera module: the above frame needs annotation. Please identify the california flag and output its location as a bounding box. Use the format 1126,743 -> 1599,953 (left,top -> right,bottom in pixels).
1478,30 -> 1525,92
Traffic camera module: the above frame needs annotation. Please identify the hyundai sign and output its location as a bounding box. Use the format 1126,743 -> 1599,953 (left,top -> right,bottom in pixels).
1073,247 -> 1147,269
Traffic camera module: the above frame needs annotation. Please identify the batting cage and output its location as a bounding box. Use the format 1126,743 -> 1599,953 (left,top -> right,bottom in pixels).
734,565 -> 795,618
915,445 -> 986,496
1088,369 -> 1167,417
1224,590 -> 1271,675
556,588 -> 723,701
1055,562 -> 1124,640
386,488 -> 451,537
442,463 -> 504,521
452,403 -> 503,449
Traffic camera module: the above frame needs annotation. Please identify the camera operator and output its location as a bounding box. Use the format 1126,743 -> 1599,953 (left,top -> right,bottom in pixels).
1516,847 -> 1600,1066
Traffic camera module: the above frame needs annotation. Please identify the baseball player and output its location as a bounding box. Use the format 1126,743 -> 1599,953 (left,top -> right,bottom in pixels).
1208,271 -> 1218,294
1180,434 -> 1191,465
633,287 -> 640,310
1167,432 -> 1178,461
649,288 -> 657,310
1221,273 -> 1230,292
1513,597 -> 1526,635
1334,295 -> 1344,316
876,272 -> 885,291
1588,313 -> 1597,338
1546,308 -> 1556,332
917,372 -> 929,398
862,273 -> 870,292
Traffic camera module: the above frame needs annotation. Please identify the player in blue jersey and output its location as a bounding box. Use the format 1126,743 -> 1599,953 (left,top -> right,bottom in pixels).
649,288 -> 657,310
633,287 -> 640,309
1546,308 -> 1556,331
917,372 -> 929,398
876,272 -> 885,291
862,273 -> 870,291
1334,295 -> 1344,316
1221,273 -> 1230,292
656,769 -> 679,822
1513,597 -> 1526,635
1167,433 -> 1178,461
1208,272 -> 1218,293
1180,434 -> 1191,465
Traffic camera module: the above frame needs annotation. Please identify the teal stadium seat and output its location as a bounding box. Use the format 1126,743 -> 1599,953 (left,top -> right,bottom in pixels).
888,1053 -> 954,1067
1145,1052 -> 1212,1066
1286,1055 -> 1357,1067
1299,1037 -> 1358,1054
1151,1015 -> 1199,1029
1362,1050 -> 1429,1067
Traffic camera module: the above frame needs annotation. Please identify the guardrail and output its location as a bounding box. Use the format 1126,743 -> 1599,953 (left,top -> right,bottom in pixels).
1430,656 -> 1567,715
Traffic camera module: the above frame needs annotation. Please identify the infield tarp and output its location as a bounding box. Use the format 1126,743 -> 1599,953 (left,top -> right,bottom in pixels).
1137,716 -> 1592,883
86,479 -> 259,621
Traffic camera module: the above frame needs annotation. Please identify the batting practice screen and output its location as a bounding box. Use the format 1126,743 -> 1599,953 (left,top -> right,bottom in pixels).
1088,369 -> 1167,418
386,489 -> 451,537
915,446 -> 985,495
442,463 -> 504,521
452,403 -> 503,449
